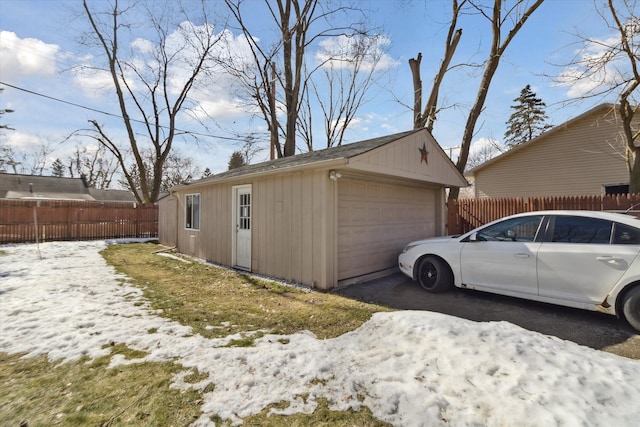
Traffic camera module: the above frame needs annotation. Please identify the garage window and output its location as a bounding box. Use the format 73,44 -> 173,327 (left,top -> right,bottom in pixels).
185,193 -> 200,230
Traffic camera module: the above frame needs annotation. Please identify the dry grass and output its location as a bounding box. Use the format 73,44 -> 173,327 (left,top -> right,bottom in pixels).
1,242 -> 391,426
0,346 -> 202,426
101,243 -> 387,341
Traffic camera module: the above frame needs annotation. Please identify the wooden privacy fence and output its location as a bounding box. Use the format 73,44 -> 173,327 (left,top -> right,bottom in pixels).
448,194 -> 640,235
0,199 -> 158,244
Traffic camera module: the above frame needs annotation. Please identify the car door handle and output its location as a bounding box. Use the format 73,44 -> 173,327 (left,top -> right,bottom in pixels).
596,256 -> 622,262
513,253 -> 530,258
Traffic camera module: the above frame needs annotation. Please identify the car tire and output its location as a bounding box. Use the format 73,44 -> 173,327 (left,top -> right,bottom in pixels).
416,256 -> 453,293
622,286 -> 640,332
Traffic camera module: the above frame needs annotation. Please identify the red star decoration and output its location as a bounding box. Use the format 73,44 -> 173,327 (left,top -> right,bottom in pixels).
419,142 -> 429,165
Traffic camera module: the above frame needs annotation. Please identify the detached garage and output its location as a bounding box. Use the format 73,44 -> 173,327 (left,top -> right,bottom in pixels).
159,129 -> 466,290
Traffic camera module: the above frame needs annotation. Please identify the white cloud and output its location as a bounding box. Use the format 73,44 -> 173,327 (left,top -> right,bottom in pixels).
470,137 -> 502,157
186,97 -> 248,122
555,35 -> 627,98
2,131 -> 43,150
315,34 -> 399,73
0,31 -> 59,81
71,60 -> 119,99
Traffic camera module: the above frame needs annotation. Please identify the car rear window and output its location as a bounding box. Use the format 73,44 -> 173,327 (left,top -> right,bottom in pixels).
612,223 -> 640,245
552,216 -> 612,244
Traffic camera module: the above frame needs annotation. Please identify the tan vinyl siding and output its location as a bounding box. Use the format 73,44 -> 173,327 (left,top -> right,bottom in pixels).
349,132 -> 468,188
158,196 -> 178,247
474,109 -> 631,198
252,169 -> 334,288
159,129 -> 464,290
169,169 -> 336,290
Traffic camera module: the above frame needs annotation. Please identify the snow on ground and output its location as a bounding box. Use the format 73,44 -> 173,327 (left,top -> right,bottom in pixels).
1,241 -> 639,426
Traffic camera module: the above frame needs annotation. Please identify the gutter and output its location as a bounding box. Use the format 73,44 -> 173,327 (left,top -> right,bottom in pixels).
171,158 -> 349,191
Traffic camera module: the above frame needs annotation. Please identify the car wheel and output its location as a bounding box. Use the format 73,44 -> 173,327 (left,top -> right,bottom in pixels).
622,286 -> 640,332
416,256 -> 453,293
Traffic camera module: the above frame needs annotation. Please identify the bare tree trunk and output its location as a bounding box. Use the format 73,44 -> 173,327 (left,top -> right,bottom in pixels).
608,0 -> 640,194
423,28 -> 462,133
411,0 -> 465,132
449,0 -> 543,200
409,53 -> 423,129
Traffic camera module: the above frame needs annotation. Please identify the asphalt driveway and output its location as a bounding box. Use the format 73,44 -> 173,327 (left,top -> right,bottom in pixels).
335,272 -> 640,359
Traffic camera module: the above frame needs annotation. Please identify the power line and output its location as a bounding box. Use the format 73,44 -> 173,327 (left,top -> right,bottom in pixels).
0,80 -> 262,143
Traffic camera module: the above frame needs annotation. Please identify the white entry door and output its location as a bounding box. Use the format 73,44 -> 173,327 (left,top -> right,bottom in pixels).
233,185 -> 252,270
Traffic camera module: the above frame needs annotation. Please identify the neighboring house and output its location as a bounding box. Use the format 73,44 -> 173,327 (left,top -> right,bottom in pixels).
159,129 -> 467,290
468,103 -> 635,199
0,173 -> 136,202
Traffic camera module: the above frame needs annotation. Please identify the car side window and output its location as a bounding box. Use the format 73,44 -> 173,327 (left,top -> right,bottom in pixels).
552,216 -> 612,244
476,216 -> 543,242
612,223 -> 640,245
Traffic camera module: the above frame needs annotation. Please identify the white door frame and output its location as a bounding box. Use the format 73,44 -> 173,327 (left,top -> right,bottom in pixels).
232,184 -> 252,270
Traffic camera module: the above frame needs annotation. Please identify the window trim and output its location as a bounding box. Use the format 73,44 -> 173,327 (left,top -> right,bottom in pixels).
185,193 -> 201,230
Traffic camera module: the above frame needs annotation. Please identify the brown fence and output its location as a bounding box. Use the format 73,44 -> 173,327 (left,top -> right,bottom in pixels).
448,194 -> 640,235
0,199 -> 158,244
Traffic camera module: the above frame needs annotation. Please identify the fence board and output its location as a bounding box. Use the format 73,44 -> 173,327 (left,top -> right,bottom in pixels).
0,200 -> 158,244
448,194 -> 640,235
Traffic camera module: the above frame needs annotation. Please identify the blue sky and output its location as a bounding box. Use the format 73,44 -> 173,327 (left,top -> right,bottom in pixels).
0,0 -> 619,178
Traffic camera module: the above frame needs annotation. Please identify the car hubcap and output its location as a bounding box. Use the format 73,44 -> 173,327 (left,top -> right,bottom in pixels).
422,263 -> 436,286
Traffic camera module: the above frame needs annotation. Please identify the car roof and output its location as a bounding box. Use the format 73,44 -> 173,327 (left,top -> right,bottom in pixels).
507,210 -> 639,227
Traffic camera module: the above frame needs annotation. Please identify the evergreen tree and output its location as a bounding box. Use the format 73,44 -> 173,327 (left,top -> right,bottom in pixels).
51,158 -> 65,177
228,151 -> 247,170
504,85 -> 552,148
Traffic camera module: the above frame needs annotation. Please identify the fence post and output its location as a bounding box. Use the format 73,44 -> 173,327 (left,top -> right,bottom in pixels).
135,203 -> 140,237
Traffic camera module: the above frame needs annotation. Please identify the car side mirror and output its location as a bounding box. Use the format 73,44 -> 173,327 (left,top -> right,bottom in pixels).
468,232 -> 479,242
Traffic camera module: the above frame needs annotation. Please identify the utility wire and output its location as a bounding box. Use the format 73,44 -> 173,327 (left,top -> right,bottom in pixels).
0,80 -> 261,143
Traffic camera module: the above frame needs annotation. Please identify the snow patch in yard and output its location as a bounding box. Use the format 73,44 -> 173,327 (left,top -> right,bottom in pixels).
1,240 -> 639,426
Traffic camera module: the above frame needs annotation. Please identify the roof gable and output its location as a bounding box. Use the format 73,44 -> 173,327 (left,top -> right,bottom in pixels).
469,103 -> 617,175
180,129 -> 466,189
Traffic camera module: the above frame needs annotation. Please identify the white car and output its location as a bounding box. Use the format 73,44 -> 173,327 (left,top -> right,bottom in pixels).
398,210 -> 640,331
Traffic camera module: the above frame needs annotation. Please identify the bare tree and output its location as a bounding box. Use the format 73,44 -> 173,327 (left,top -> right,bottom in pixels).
409,0 -> 465,132
0,140 -> 54,175
80,0 -> 223,203
557,0 -> 639,193
466,138 -> 504,169
224,0 -> 374,157
410,0 -> 544,199
67,145 -> 118,189
455,0 -> 544,199
303,33 -> 391,149
119,148 -> 201,194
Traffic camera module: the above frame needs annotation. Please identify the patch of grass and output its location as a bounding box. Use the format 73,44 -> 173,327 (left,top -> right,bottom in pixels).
100,243 -> 389,340
225,337 -> 258,347
2,243 -> 391,426
241,397 -> 392,427
0,349 -> 202,427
